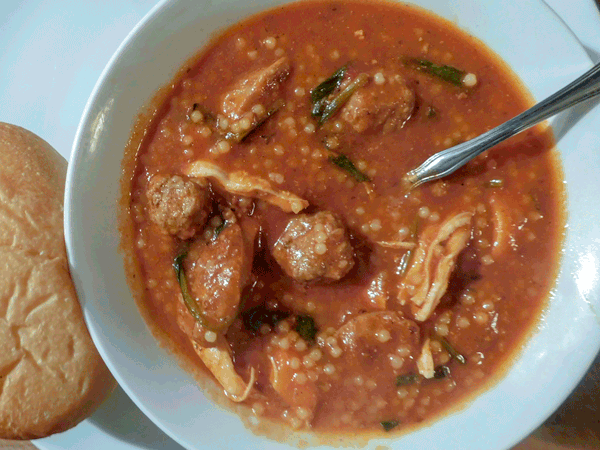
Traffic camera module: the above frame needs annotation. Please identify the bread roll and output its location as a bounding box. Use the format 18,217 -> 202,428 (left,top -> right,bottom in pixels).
0,123 -> 116,440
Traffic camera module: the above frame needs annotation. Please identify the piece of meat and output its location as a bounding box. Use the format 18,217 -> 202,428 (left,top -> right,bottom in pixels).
183,219 -> 255,330
268,347 -> 318,422
192,336 -> 256,403
340,71 -> 415,133
175,217 -> 258,402
335,311 -> 420,373
146,174 -> 209,239
400,212 -> 473,321
222,57 -> 291,124
185,160 -> 308,214
273,211 -> 354,282
176,308 -> 255,402
416,337 -> 435,379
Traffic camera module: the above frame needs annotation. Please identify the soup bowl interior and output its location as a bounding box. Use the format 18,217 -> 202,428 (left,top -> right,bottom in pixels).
65,0 -> 600,449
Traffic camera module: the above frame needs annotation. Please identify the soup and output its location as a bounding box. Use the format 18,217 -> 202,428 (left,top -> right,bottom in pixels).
125,0 -> 564,435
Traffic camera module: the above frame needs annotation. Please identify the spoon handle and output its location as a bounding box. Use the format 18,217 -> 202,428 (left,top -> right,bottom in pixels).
407,63 -> 600,187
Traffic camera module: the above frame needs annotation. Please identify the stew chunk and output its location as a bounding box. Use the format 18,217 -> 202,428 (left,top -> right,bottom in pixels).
336,311 -> 420,373
268,345 -> 318,420
183,220 -> 254,330
146,174 -> 209,239
273,211 -> 354,281
341,71 -> 415,133
223,57 -> 290,121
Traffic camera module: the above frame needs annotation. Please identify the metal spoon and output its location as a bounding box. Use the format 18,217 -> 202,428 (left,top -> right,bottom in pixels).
406,62 -> 600,188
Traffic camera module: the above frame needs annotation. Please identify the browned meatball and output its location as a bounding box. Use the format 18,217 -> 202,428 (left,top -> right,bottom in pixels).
273,211 -> 354,281
146,174 -> 209,239
340,71 -> 415,133
335,311 -> 420,372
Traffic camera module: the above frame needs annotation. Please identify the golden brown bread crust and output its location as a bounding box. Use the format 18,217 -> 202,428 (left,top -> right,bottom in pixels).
0,123 -> 116,440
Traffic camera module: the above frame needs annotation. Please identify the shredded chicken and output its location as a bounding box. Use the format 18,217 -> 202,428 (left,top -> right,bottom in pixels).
400,212 -> 473,321
192,338 -> 255,402
375,240 -> 416,250
185,160 -> 308,213
416,337 -> 435,379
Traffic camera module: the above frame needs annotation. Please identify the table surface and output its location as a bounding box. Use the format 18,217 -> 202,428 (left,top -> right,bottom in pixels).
1,0 -> 599,449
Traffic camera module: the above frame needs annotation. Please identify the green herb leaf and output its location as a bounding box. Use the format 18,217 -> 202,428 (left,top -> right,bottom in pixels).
311,66 -> 347,101
395,373 -> 420,386
329,153 -> 371,182
436,335 -> 467,365
213,221 -> 226,239
173,252 -> 207,326
426,105 -> 437,118
433,365 -> 451,379
381,420 -> 400,432
242,305 -> 291,333
295,315 -> 318,343
311,65 -> 347,118
405,58 -> 466,87
318,73 -> 369,124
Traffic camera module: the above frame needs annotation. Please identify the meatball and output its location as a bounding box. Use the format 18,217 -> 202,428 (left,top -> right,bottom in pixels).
335,311 -> 420,372
146,174 -> 209,239
273,211 -> 354,281
340,71 -> 415,133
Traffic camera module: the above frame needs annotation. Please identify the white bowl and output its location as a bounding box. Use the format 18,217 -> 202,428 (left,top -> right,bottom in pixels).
65,0 -> 600,449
